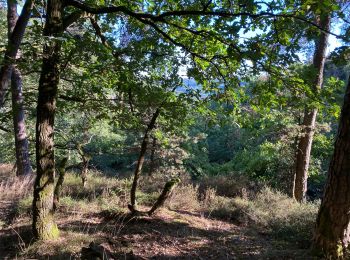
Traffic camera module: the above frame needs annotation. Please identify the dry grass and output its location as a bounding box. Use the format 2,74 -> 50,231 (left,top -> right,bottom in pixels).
0,164 -> 14,177
0,168 -> 317,259
166,184 -> 202,211
202,186 -> 319,247
0,164 -> 33,201
198,174 -> 259,198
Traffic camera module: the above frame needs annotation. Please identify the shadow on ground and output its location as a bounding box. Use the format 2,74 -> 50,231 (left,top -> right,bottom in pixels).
0,207 -> 314,259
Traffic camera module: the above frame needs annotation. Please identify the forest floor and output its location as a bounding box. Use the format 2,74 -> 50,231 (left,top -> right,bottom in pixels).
0,164 -> 316,259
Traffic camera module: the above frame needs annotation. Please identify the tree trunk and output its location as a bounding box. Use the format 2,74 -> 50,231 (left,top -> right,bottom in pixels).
81,156 -> 89,187
312,77 -> 350,258
129,109 -> 160,211
293,13 -> 330,202
11,67 -> 32,176
148,136 -> 157,176
7,0 -> 32,176
148,178 -> 180,215
294,109 -> 317,201
32,0 -> 63,240
0,0 -> 33,107
77,141 -> 90,187
53,157 -> 68,212
128,178 -> 180,217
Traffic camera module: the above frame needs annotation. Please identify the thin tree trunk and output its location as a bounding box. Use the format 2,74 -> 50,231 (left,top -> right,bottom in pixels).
32,0 -> 63,240
148,178 -> 180,215
294,109 -> 317,201
77,129 -> 91,187
0,0 -> 33,107
53,157 -> 68,212
129,109 -> 160,211
148,136 -> 157,176
293,13 -> 330,202
312,76 -> 350,258
7,0 -> 32,176
128,178 -> 180,217
80,154 -> 89,187
11,67 -> 32,176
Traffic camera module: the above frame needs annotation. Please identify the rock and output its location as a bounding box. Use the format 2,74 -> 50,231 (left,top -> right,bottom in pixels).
81,242 -> 115,260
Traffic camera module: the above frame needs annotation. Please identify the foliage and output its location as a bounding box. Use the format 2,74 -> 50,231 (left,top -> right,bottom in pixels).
1,0 -> 350,257
204,187 -> 319,246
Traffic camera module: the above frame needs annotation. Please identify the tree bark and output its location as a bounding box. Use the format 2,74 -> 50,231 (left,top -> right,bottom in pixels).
53,157 -> 68,212
294,109 -> 317,201
77,144 -> 89,187
128,178 -> 180,217
0,0 -> 33,107
294,13 -> 330,202
148,136 -> 157,176
7,0 -> 32,176
129,109 -> 160,211
148,178 -> 180,215
312,77 -> 350,258
32,0 -> 63,240
11,67 -> 32,176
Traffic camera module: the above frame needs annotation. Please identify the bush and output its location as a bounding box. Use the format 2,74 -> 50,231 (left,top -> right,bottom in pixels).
166,184 -> 201,211
202,187 -> 319,246
139,171 -> 192,194
60,170 -> 128,200
198,174 -> 255,198
17,195 -> 33,216
247,187 -> 318,246
201,188 -> 238,220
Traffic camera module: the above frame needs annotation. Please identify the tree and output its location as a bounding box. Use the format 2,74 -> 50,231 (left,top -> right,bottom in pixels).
312,76 -> 350,258
30,0 -> 340,240
0,0 -> 33,107
32,0 -> 63,240
294,10 -> 331,202
7,0 -> 32,176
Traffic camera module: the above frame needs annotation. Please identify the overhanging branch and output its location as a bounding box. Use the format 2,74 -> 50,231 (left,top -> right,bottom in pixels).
64,0 -> 343,39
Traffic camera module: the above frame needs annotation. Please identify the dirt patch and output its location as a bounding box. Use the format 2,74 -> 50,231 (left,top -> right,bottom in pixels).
0,204 -> 312,259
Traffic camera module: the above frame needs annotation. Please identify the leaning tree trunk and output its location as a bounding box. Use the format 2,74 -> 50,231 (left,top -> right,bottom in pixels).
32,0 -> 63,240
7,0 -> 32,176
0,0 -> 33,107
312,76 -> 350,258
148,178 -> 180,215
293,13 -> 330,202
148,136 -> 157,176
129,109 -> 160,211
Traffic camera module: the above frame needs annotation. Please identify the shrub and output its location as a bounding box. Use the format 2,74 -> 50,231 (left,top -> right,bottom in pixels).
198,174 -> 255,198
17,195 -> 33,216
246,187 -> 319,246
136,191 -> 159,206
139,171 -> 192,194
165,184 -> 201,211
202,187 -> 319,246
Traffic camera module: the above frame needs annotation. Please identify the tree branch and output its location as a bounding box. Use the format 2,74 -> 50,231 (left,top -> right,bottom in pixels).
0,125 -> 11,132
63,10 -> 87,30
64,0 -> 343,39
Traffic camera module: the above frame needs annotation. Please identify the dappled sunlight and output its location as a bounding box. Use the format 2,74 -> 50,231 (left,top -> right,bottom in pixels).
1,0 -> 349,257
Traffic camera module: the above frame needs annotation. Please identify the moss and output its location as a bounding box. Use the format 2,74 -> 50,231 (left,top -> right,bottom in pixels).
36,214 -> 60,240
49,223 -> 60,240
164,177 -> 181,190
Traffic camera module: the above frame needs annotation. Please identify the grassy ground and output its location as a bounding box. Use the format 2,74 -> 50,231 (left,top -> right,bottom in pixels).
0,164 -> 319,259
